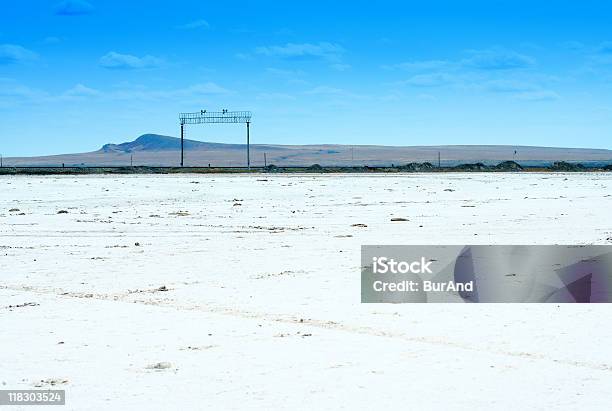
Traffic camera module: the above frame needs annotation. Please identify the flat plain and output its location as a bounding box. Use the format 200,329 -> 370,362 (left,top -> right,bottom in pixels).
2,173 -> 612,410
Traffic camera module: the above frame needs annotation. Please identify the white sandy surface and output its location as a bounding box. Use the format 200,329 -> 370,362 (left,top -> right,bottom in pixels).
2,173 -> 612,410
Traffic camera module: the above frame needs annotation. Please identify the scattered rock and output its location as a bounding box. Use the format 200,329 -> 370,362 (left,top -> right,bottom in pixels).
443,188 -> 455,192
146,362 -> 172,370
57,210 -> 68,214
8,208 -> 19,212
181,345 -> 216,351
5,302 -> 39,309
134,242 -> 140,246
351,223 -> 368,228
33,378 -> 68,387
390,218 -> 408,222
169,211 -> 189,216
157,285 -> 168,292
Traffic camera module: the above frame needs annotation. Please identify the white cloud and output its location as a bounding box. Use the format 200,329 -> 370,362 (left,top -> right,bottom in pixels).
331,63 -> 351,71
383,60 -> 451,71
462,48 -> 535,70
99,52 -> 164,70
305,86 -> 345,95
62,84 -> 101,98
513,90 -> 560,101
0,80 -> 231,108
400,73 -> 455,87
0,44 -> 38,65
255,42 -> 345,62
484,79 -> 539,93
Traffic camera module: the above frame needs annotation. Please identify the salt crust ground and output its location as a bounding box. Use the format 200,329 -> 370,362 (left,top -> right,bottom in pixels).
1,173 -> 612,410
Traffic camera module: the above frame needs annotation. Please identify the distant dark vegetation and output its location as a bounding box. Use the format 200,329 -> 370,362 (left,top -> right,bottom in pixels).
2,161 -> 611,175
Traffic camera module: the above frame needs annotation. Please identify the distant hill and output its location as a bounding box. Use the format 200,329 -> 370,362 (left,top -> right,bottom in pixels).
99,134 -> 253,153
4,134 -> 612,167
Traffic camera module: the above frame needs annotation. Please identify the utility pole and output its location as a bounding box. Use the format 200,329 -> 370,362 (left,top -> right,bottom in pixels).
264,152 -> 267,167
0,154 -> 2,168
130,154 -> 133,167
180,123 -> 184,167
438,151 -> 441,168
246,121 -> 250,170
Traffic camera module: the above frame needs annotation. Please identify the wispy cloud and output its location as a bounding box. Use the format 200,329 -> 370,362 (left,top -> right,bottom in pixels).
305,86 -> 345,95
384,47 -> 554,100
382,60 -> 451,71
513,90 -> 560,101
384,49 -> 535,73
560,41 -> 585,51
483,79 -> 558,101
484,79 -> 539,93
596,41 -> 612,54
62,84 -> 101,98
256,92 -> 296,101
265,67 -> 308,85
99,52 -> 164,70
54,0 -> 93,16
99,82 -> 231,101
462,48 -> 535,70
399,73 -> 456,87
266,67 -> 305,77
177,19 -> 209,30
304,86 -> 361,99
0,78 -> 48,108
574,41 -> 612,67
255,42 -> 345,62
330,63 -> 351,71
0,80 -> 232,108
0,44 -> 38,65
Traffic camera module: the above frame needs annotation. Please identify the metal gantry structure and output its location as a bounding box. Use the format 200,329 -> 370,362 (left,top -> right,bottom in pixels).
179,110 -> 252,168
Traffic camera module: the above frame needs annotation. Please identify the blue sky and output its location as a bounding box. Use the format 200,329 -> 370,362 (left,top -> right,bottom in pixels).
2,0 -> 612,156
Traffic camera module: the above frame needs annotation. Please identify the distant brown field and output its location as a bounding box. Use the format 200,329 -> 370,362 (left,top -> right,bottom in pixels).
4,134 -> 612,167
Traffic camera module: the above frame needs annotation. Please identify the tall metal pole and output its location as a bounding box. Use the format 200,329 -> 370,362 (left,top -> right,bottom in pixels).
246,121 -> 250,170
180,123 -> 184,167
